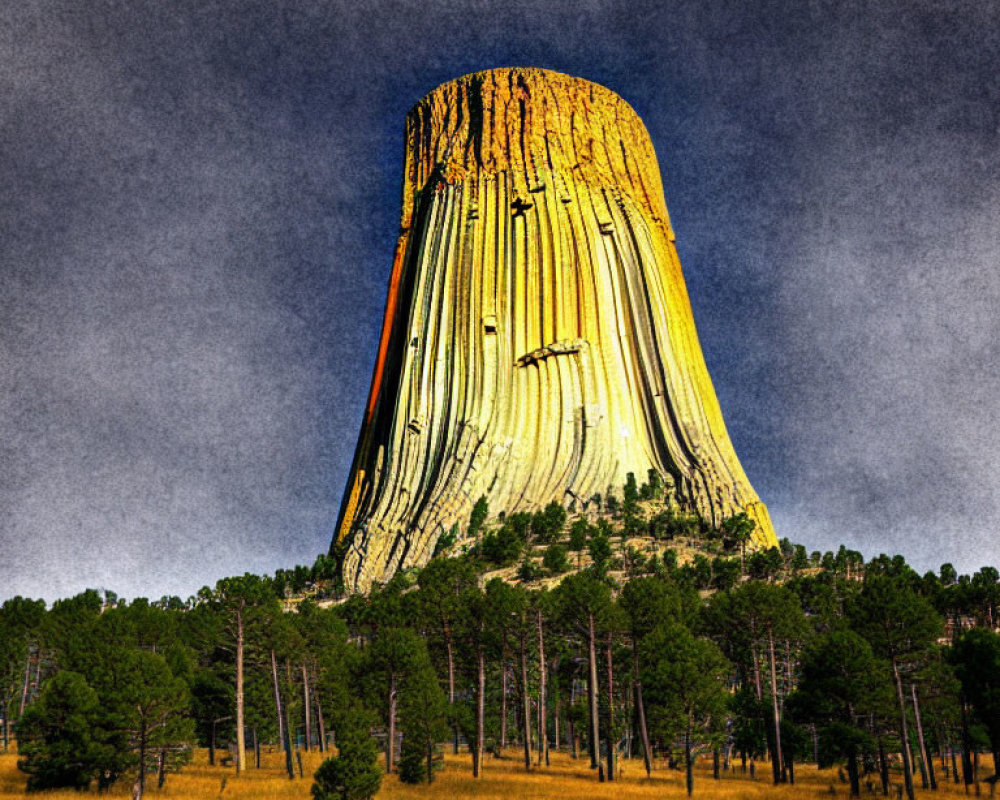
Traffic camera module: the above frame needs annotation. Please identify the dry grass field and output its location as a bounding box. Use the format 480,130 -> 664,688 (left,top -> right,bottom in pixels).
0,745 -> 993,800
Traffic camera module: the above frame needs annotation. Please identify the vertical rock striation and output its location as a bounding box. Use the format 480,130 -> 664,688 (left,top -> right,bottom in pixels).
334,68 -> 776,592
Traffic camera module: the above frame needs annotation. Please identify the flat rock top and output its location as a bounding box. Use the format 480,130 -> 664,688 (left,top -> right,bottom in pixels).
401,67 -> 670,229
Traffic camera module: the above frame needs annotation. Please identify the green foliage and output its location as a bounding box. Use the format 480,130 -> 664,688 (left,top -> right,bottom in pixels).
849,574 -> 942,664
790,544 -> 809,571
311,713 -> 381,800
432,525 -> 458,557
640,621 -> 730,794
17,498 -> 1000,800
530,501 -> 567,543
16,671 -> 107,791
554,572 -> 613,630
480,524 -> 525,566
711,556 -> 741,591
587,530 -> 613,576
721,513 -> 756,546
951,628 -> 1000,762
688,554 -> 713,589
604,493 -> 620,515
788,629 -> 891,765
728,686 -> 767,760
619,576 -> 688,639
516,558 -> 543,582
623,472 -> 639,505
747,547 -> 784,580
639,468 -> 664,501
542,543 -> 570,575
568,519 -> 590,552
467,496 -> 489,539
397,656 -> 448,784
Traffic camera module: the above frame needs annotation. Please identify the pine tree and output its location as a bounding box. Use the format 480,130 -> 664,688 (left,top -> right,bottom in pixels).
311,712 -> 381,800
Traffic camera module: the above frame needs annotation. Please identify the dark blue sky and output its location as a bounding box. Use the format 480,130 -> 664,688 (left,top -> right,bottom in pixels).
3,0 -> 998,601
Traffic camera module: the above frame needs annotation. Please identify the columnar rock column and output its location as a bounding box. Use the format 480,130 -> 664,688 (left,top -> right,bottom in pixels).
334,67 -> 776,592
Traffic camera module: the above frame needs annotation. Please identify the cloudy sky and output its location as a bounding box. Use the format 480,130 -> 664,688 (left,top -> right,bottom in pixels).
2,0 -> 998,602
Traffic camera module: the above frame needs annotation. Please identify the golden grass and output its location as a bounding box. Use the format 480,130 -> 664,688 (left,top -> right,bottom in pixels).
0,745 -> 993,800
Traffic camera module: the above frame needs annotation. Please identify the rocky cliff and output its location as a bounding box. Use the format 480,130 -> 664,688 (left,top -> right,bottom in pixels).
333,68 -> 776,592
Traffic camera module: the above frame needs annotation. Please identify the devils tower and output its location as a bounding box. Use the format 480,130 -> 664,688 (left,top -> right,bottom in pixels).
333,68 -> 776,592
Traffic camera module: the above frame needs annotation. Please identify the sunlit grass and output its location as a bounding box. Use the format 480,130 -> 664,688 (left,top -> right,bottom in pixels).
0,745 -> 993,799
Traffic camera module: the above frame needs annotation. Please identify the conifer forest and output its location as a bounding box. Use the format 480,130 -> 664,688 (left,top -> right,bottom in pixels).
2,473 -> 1000,800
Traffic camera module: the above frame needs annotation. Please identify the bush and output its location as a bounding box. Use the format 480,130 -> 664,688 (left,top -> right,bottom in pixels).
15,671 -> 106,791
467,496 -> 489,539
531,502 -> 567,543
639,468 -> 664,500
517,558 -> 543,581
543,544 -> 570,574
480,524 -> 524,566
397,735 -> 428,784
432,525 -> 457,557
588,532 -> 612,575
311,714 -> 381,800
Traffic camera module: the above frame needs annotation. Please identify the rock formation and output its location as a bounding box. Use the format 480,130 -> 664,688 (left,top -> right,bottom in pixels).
333,67 -> 776,592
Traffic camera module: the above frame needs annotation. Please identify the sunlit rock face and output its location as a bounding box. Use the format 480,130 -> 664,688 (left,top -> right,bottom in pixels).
334,68 -> 776,592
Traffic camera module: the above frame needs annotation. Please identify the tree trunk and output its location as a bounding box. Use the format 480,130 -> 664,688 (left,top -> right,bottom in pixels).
2,699 -> 8,752
137,727 -> 147,800
768,628 -> 784,784
315,683 -> 326,753
388,673 -> 397,774
271,649 -> 294,780
235,608 -> 245,774
606,631 -> 615,782
520,628 -> 532,771
879,736 -> 890,796
634,638 -> 653,777
685,714 -> 694,797
554,694 -> 560,753
750,636 -> 763,701
961,699 -> 974,786
158,746 -> 167,789
892,657 -> 917,800
570,677 -> 579,758
537,609 -> 548,767
302,664 -> 312,751
847,743 -> 860,798
501,656 -> 508,751
588,612 -> 601,771
19,654 -> 31,715
912,683 -> 936,790
475,645 -> 485,777
447,633 -> 458,754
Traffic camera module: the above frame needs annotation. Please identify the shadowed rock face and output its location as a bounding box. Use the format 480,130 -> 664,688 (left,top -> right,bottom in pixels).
333,67 -> 776,592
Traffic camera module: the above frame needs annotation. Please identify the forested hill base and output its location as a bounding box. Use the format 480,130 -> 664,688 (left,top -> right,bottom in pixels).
3,474 -> 1000,800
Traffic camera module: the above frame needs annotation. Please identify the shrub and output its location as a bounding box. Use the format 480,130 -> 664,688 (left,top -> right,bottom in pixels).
311,714 -> 381,800
531,502 -> 567,543
517,558 -> 543,582
480,524 -> 524,566
15,671 -> 105,791
543,544 -> 570,575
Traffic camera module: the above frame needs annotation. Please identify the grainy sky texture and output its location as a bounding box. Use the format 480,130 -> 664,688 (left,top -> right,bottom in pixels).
2,1 -> 998,601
